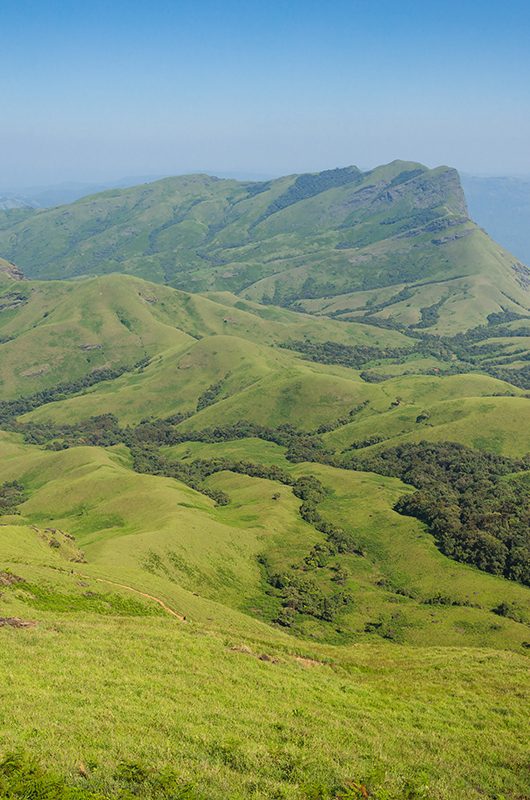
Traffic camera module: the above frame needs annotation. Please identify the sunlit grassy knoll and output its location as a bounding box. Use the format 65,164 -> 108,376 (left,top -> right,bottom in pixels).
324,394 -> 530,458
21,340 -> 378,429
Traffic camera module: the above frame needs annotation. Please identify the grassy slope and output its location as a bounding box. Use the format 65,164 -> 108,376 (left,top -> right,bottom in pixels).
298,226 -> 530,333
22,345 -> 379,428
23,336 -> 530,458
1,162 -> 528,332
1,274 -> 530,798
1,432 -> 529,798
326,394 -> 530,457
2,431 -> 529,650
0,273 -> 408,401
2,613 -> 528,800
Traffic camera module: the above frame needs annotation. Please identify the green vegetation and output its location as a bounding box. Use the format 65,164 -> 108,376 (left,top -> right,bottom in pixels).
350,442 -> 530,584
0,358 -> 150,425
196,378 -> 226,411
14,409 -> 530,588
0,480 -> 25,513
2,616 -> 528,800
0,172 -> 529,798
0,162 -> 528,333
280,340 -> 411,369
284,317 -> 530,389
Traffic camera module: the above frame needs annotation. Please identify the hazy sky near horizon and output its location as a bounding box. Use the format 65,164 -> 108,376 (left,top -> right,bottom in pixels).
2,0 -> 530,188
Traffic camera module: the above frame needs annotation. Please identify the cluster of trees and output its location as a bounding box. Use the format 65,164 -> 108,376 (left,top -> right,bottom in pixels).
15,408 -> 360,625
196,377 -> 230,411
257,167 -> 360,226
487,363 -> 530,390
414,298 -> 446,329
359,371 -> 393,383
23,414 -> 123,449
353,442 -> 530,584
343,435 -> 385,452
292,475 -> 362,556
266,569 -> 352,626
280,339 -> 410,369
0,481 -> 25,514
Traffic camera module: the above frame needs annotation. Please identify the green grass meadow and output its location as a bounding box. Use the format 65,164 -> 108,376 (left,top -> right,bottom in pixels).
0,266 -> 529,799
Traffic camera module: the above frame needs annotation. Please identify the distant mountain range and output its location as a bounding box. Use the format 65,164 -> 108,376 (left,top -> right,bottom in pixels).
0,160 -> 528,334
0,176 -> 164,209
4,171 -> 530,271
3,168 -> 529,273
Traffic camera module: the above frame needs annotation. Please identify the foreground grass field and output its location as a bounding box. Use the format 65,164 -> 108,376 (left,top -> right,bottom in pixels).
1,612 -> 529,800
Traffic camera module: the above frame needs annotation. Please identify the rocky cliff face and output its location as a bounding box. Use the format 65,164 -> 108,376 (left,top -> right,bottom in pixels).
0,257 -> 25,280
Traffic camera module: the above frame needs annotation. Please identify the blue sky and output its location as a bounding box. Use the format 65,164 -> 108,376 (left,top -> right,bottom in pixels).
2,0 -> 530,186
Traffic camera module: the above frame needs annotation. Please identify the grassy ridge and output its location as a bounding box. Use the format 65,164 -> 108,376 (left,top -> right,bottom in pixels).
1,162 -> 528,332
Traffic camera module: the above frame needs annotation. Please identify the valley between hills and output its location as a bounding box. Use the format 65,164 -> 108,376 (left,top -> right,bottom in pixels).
0,163 -> 529,800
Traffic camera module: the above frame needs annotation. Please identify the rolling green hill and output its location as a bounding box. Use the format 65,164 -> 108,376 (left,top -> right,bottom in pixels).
0,272 -> 408,400
1,234 -> 529,794
1,161 -> 529,333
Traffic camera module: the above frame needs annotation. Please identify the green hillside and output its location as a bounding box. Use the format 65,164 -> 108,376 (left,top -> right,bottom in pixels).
1,418 -> 530,798
1,270 -> 529,796
1,162 -> 529,332
0,273 -> 407,400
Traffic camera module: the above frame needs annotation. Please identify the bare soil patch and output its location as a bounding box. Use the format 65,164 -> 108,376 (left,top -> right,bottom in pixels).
0,617 -> 37,629
0,571 -> 23,587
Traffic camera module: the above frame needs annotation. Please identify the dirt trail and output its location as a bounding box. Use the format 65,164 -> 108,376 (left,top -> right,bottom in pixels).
83,575 -> 186,621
